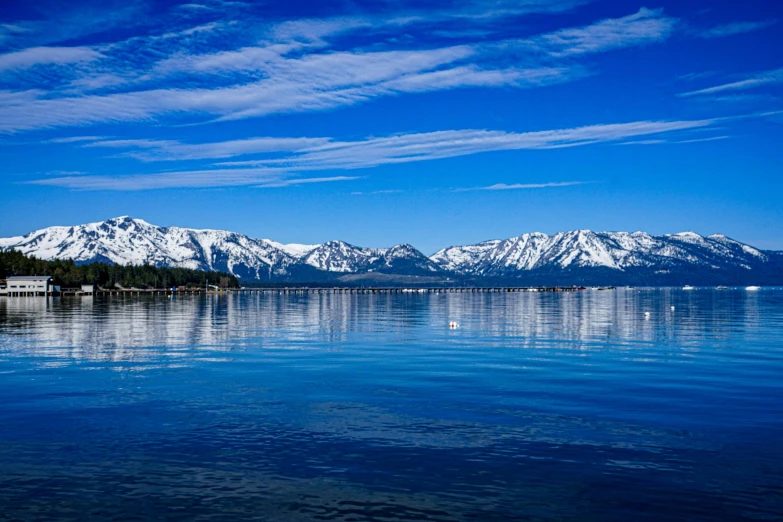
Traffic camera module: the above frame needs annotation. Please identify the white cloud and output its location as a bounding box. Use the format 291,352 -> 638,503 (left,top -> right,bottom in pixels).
676,71 -> 716,82
351,189 -> 404,195
33,117 -> 723,190
675,135 -> 729,144
0,1 -> 151,49
217,119 -> 716,170
66,73 -> 133,91
269,17 -> 373,47
0,46 -> 103,71
703,93 -> 779,104
616,139 -> 667,146
254,176 -> 359,188
0,23 -> 28,33
0,47 -> 567,131
617,135 -> 730,146
519,7 -> 675,57
388,0 -> 593,23
695,20 -> 776,39
464,181 -> 589,191
0,23 -> 30,42
84,136 -> 332,160
177,3 -> 213,11
43,170 -> 88,176
678,67 -> 783,97
0,8 -> 677,132
29,167 -> 278,190
30,169 -> 356,191
47,135 -> 107,143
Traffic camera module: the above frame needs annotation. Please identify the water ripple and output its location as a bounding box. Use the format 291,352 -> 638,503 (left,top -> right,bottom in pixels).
1,290 -> 782,520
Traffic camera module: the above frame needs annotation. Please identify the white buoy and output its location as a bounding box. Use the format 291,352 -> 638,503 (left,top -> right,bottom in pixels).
671,306 -> 675,310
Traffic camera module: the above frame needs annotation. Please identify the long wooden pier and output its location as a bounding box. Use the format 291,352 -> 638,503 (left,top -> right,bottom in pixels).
82,286 -> 597,297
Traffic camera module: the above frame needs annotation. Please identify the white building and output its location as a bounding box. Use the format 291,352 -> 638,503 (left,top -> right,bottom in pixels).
3,276 -> 53,296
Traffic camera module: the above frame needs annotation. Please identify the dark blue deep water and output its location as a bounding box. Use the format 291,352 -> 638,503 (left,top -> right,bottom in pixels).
1,289 -> 782,521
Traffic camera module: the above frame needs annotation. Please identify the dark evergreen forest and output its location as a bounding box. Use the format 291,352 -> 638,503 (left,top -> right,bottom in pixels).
0,250 -> 238,289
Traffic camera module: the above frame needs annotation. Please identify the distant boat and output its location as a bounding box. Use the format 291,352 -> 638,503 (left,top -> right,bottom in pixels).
716,286 -> 728,290
683,285 -> 695,290
746,286 -> 761,291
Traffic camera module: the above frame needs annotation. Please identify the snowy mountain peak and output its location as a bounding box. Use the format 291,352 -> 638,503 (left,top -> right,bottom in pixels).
1,218 -> 779,284
298,240 -> 375,273
263,240 -> 318,259
103,216 -> 149,227
371,243 -> 442,274
0,217 -> 301,280
386,243 -> 419,256
430,229 -> 773,277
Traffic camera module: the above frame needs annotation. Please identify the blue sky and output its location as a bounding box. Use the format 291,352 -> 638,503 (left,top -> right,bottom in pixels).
1,0 -> 781,253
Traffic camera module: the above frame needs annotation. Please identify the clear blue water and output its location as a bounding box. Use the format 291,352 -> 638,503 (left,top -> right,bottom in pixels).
1,289 -> 782,521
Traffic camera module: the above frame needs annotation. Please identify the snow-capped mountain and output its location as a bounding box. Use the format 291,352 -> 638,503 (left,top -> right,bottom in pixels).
1,218 -> 781,284
300,240 -> 382,273
0,217 -> 441,281
368,244 -> 443,275
430,230 -> 781,285
0,216 -> 307,280
299,241 -> 441,275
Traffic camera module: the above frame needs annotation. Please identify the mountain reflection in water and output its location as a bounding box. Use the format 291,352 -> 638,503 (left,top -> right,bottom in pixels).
1,289 -> 782,521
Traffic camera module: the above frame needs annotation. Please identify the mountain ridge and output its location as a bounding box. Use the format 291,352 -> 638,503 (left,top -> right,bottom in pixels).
1,217 -> 781,285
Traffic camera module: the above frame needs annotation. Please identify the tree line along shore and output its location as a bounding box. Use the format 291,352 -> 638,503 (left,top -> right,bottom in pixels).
0,250 -> 238,290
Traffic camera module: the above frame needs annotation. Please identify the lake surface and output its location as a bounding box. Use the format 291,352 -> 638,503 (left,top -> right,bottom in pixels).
1,289 -> 782,521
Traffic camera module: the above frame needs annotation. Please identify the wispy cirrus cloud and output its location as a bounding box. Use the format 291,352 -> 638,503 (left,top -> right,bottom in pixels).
617,135 -> 729,145
177,3 -> 214,11
351,189 -> 404,196
31,116 -> 724,190
0,7 -> 677,132
694,19 -> 776,39
0,48 -> 545,131
460,181 -> 590,191
616,139 -> 667,146
678,66 -> 783,97
255,176 -> 359,188
216,119 -> 717,171
31,169 -> 356,191
47,135 -> 108,144
0,0 -> 152,49
83,136 -> 331,161
43,170 -> 88,176
369,0 -> 593,26
427,0 -> 591,18
519,7 -> 675,57
0,23 -> 30,42
0,47 -> 103,71
676,135 -> 730,144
